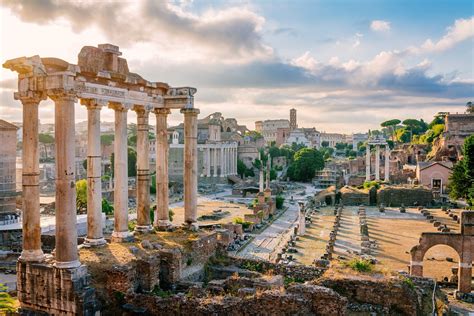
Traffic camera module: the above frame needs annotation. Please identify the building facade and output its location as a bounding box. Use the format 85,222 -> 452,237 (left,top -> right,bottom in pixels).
0,120 -> 19,218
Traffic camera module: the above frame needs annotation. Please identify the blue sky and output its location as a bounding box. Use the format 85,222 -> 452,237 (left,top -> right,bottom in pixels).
0,0 -> 473,133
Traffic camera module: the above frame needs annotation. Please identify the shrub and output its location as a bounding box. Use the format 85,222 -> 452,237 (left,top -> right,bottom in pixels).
101,198 -> 114,215
346,258 -> 373,272
169,209 -> 174,222
363,180 -> 381,190
233,217 -> 252,229
0,283 -> 16,313
76,179 -> 87,211
151,286 -> 173,298
276,195 -> 285,209
402,277 -> 415,290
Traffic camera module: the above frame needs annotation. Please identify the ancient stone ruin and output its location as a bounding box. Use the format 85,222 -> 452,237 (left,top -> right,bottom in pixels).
3,44 -> 199,314
410,210 -> 474,295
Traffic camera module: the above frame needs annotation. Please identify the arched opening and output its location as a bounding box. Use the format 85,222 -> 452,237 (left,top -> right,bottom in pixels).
226,127 -> 231,132
422,244 -> 461,282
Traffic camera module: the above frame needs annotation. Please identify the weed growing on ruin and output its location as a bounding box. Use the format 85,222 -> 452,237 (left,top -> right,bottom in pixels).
346,258 -> 373,272
241,261 -> 264,273
401,277 -> 415,290
233,217 -> 253,229
283,277 -> 304,287
152,286 -> 173,298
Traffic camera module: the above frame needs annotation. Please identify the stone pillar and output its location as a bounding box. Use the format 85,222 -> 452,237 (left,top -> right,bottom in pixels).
410,261 -> 423,277
154,108 -> 171,229
52,92 -> 80,268
375,145 -> 380,181
81,99 -> 106,247
384,146 -> 390,182
134,106 -> 152,232
298,203 -> 306,235
206,147 -> 211,177
458,248 -> 472,293
234,146 -> 237,175
213,147 -> 218,177
181,108 -> 200,228
259,168 -> 264,192
109,102 -> 133,242
19,96 -> 45,262
365,145 -> 370,181
220,147 -> 225,178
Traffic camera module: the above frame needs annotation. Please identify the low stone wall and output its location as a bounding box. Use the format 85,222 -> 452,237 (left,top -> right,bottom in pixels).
314,276 -> 440,315
228,257 -> 327,282
377,186 -> 433,207
127,283 -> 347,315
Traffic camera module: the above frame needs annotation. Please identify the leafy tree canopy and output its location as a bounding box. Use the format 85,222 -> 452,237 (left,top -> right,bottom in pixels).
381,119 -> 401,127
287,148 -> 324,182
39,133 -> 54,143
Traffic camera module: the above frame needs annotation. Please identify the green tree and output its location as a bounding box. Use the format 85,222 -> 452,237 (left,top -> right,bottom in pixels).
287,148 -> 324,182
39,133 -> 54,143
237,159 -> 247,178
76,179 -> 87,211
380,119 -> 401,141
110,148 -> 137,177
321,141 -> 329,148
466,101 -> 473,113
395,127 -> 411,143
449,135 -> 474,206
100,134 -> 114,146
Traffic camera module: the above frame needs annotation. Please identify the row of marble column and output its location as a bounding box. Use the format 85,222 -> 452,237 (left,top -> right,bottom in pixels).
19,94 -> 200,268
204,145 -> 238,178
365,144 -> 390,182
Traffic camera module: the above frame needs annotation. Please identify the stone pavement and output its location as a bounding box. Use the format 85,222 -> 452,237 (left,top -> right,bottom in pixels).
235,202 -> 300,261
333,207 -> 362,258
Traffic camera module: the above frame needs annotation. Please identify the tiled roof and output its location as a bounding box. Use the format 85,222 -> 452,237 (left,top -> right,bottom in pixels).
0,119 -> 19,131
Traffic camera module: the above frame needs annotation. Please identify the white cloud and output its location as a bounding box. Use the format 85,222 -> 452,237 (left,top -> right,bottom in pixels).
370,20 -> 391,32
417,16 -> 474,53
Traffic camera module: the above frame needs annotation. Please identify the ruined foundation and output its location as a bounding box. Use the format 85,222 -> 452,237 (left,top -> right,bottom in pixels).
17,261 -> 99,315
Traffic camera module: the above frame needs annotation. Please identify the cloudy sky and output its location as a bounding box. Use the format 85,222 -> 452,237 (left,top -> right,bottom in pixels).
1,0 -> 473,133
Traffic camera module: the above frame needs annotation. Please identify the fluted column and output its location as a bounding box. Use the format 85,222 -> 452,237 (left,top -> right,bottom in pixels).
154,108 -> 171,229
365,146 -> 370,181
134,106 -> 152,232
181,108 -> 200,228
81,99 -> 106,247
19,96 -> 45,262
52,92 -> 80,268
206,147 -> 211,177
109,102 -> 133,242
213,147 -> 218,177
384,146 -> 390,182
220,147 -> 225,178
375,145 -> 380,181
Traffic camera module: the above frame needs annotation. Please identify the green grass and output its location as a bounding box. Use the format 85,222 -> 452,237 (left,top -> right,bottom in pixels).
345,258 -> 373,273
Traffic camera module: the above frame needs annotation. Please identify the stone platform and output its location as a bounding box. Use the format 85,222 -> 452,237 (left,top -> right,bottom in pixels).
17,259 -> 99,315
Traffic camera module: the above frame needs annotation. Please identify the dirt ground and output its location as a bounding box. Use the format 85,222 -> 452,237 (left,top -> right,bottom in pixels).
295,206 -> 472,282
171,200 -> 254,226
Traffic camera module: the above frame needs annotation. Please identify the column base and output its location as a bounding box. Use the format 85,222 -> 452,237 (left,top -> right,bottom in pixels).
53,259 -> 82,269
134,225 -> 153,234
155,220 -> 172,231
19,249 -> 45,262
111,230 -> 134,243
184,222 -> 199,232
83,237 -> 107,247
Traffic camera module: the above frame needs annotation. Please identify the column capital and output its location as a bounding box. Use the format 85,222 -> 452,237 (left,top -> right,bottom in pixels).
180,108 -> 200,116
109,101 -> 131,112
80,98 -> 107,110
133,104 -> 153,116
48,89 -> 77,102
16,91 -> 47,105
153,108 -> 171,115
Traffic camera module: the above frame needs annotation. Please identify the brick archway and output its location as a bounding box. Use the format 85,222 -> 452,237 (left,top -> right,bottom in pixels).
410,211 -> 474,294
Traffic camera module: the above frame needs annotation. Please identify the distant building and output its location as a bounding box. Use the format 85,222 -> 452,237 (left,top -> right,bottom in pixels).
444,113 -> 474,149
320,132 -> 345,148
167,112 -> 241,181
255,119 -> 291,144
0,120 -> 19,219
351,133 -> 369,150
290,108 -> 297,130
284,128 -> 311,147
416,161 -> 453,196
